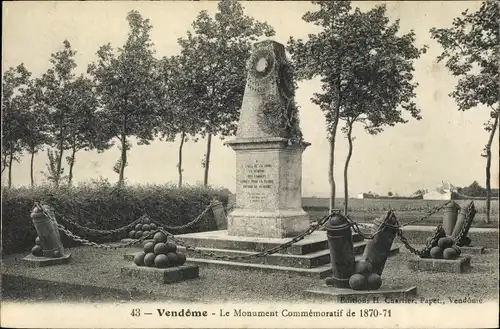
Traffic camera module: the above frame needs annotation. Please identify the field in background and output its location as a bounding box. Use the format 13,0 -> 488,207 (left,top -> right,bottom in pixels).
302,197 -> 499,214
227,195 -> 499,214
227,195 -> 498,227
302,198 -> 498,228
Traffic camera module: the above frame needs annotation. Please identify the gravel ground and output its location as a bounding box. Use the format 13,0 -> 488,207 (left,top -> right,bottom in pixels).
2,245 -> 498,303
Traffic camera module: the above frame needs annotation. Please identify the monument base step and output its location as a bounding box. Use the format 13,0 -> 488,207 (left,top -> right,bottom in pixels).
304,284 -> 417,301
120,264 -> 199,284
22,253 -> 72,267
149,246 -> 399,279
459,246 -> 486,255
408,256 -> 471,273
178,241 -> 394,269
123,244 -> 399,265
171,230 -> 363,256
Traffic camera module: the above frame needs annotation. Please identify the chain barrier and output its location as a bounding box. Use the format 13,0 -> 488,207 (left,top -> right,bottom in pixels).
386,200 -> 452,256
345,211 -> 391,240
401,200 -> 452,227
54,210 -> 145,236
159,213 -> 334,261
36,201 -> 215,250
37,198 -> 456,260
396,224 -> 443,257
35,203 -> 152,250
144,203 -> 212,231
42,198 -> 213,237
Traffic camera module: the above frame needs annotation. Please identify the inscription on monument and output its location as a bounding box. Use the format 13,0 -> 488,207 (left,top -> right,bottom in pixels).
240,160 -> 275,204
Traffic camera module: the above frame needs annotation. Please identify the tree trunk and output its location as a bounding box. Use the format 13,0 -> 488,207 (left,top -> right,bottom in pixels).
178,131 -> 186,188
55,127 -> 64,187
328,108 -> 340,214
118,118 -> 128,185
1,153 -> 7,174
203,133 -> 212,187
8,146 -> 14,189
343,122 -> 354,216
68,139 -> 77,187
30,149 -> 36,187
484,113 -> 499,224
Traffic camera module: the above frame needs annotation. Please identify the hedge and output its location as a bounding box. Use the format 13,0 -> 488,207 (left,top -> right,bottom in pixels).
1,181 -> 230,255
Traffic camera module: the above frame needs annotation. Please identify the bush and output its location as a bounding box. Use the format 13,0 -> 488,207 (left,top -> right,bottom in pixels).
1,182 -> 230,255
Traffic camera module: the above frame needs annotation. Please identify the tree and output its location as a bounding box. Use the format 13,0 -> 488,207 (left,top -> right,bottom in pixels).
20,77 -> 52,187
158,55 -> 201,188
38,40 -> 78,187
176,0 -> 275,186
1,64 -> 31,188
288,1 -> 426,214
430,1 -> 499,223
88,10 -> 163,185
64,76 -> 113,186
458,181 -> 487,197
412,189 -> 428,197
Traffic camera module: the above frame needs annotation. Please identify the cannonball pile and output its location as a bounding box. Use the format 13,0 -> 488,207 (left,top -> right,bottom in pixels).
128,216 -> 158,240
133,231 -> 187,269
31,236 -> 43,257
348,259 -> 382,291
423,236 -> 461,260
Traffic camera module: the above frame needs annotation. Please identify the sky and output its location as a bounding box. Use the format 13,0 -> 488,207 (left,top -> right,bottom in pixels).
2,1 -> 499,197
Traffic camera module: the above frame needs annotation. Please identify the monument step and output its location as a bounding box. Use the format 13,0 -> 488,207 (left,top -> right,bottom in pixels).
172,230 -> 363,256
180,241 -> 397,269
180,240 -> 383,269
183,248 -> 400,279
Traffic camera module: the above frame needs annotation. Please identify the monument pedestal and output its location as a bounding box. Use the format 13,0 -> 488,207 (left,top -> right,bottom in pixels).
226,137 -> 311,239
228,209 -> 310,239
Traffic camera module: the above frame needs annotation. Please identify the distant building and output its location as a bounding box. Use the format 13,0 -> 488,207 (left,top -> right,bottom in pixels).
423,181 -> 457,200
356,192 -> 377,199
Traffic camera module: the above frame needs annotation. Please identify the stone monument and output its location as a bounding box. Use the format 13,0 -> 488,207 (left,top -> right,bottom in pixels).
172,40 -> 398,277
225,40 -> 310,239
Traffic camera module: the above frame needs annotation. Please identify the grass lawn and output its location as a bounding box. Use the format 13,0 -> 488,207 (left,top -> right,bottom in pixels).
2,245 -> 498,303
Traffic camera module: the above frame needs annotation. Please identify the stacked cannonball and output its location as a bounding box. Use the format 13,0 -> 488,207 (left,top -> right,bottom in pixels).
426,236 -> 462,260
31,236 -> 43,257
133,231 -> 187,269
348,259 -> 382,291
128,216 -> 158,240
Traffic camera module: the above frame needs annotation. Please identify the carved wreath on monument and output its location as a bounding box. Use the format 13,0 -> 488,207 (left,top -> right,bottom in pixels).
246,42 -> 303,144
